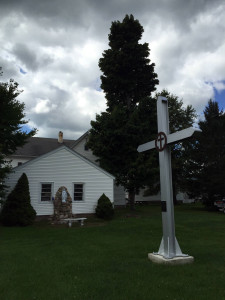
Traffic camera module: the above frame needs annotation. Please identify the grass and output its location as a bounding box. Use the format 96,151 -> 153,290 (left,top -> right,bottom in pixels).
0,204 -> 225,300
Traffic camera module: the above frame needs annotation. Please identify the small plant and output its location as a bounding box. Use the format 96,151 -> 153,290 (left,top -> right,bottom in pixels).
95,193 -> 114,220
0,173 -> 36,226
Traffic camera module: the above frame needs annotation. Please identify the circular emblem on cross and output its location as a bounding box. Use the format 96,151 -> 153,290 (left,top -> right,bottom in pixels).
155,132 -> 167,152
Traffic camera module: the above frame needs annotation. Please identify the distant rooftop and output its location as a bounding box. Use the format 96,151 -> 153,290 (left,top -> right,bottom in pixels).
12,136 -> 76,157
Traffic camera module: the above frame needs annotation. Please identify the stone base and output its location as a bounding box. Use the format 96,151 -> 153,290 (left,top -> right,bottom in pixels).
54,186 -> 72,222
148,253 -> 194,265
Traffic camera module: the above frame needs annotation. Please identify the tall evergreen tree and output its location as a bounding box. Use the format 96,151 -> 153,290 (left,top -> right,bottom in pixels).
99,14 -> 159,112
89,15 -> 159,208
184,100 -> 225,208
0,68 -> 36,198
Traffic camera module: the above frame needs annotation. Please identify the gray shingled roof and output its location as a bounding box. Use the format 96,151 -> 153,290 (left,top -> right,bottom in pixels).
12,137 -> 76,157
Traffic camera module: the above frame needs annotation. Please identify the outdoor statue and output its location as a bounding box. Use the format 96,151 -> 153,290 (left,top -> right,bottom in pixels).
62,188 -> 67,203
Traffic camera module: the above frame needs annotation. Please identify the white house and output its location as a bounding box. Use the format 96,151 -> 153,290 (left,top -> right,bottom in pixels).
71,131 -> 126,206
5,130 -> 193,217
4,144 -> 115,216
134,189 -> 194,204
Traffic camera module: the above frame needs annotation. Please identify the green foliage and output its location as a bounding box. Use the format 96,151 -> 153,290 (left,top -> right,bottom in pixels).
99,14 -> 159,112
0,67 -> 36,198
95,193 -> 114,220
89,100 -> 159,205
90,15 -> 197,207
0,173 -> 36,226
89,15 -> 159,208
184,100 -> 225,207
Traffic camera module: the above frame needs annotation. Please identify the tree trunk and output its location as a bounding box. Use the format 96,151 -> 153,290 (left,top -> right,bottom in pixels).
128,190 -> 135,210
173,181 -> 178,205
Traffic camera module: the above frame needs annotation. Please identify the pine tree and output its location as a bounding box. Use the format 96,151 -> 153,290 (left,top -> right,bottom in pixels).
1,173 -> 36,226
99,14 -> 159,112
95,193 -> 114,220
184,100 -> 225,208
89,15 -> 159,209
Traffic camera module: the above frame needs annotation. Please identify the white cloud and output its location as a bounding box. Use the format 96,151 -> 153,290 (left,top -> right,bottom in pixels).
213,81 -> 225,92
0,0 -> 224,139
32,98 -> 57,114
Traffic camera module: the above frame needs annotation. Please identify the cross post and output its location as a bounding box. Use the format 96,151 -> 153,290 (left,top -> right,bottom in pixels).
138,96 -> 201,264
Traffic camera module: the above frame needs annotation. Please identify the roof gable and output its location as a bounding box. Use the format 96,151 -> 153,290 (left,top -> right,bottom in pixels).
12,145 -> 115,180
71,130 -> 89,148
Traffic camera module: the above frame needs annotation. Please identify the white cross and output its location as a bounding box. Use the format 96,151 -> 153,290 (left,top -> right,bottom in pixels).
138,96 -> 201,260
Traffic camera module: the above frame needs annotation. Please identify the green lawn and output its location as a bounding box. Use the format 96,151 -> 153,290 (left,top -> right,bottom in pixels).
0,204 -> 225,300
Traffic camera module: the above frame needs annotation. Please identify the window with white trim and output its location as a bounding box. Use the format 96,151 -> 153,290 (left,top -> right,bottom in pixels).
41,183 -> 52,202
74,184 -> 84,201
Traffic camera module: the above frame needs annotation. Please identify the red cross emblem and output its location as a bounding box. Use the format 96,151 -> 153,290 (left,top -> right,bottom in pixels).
155,132 -> 167,152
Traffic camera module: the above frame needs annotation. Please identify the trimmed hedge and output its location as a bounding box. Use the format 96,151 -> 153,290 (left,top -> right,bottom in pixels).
95,193 -> 114,220
0,173 -> 36,226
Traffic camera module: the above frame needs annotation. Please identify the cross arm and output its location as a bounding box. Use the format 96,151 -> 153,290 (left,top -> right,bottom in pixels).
167,127 -> 201,145
137,127 -> 201,153
137,140 -> 155,153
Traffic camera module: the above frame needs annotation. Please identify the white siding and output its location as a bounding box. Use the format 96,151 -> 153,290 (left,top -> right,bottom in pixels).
73,138 -> 99,164
135,189 -> 161,202
177,192 -> 195,203
135,189 -> 194,203
114,185 -> 126,206
74,137 -> 127,206
4,147 -> 114,216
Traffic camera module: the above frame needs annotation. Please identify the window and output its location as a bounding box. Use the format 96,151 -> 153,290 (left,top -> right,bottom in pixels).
74,184 -> 83,201
84,137 -> 89,151
18,162 -> 22,166
41,183 -> 52,202
84,143 -> 89,151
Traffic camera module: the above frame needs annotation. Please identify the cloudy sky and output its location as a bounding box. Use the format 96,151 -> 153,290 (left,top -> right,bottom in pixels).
0,0 -> 225,139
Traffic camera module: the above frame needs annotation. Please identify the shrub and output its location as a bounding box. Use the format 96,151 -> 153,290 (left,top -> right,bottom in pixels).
0,173 -> 36,226
95,193 -> 114,220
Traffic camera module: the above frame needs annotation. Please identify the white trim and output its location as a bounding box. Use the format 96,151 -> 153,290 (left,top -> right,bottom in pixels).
73,182 -> 85,202
167,127 -> 201,144
39,182 -> 54,203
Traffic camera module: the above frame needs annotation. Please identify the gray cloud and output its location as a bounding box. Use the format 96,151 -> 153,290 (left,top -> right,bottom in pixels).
12,43 -> 38,71
0,0 -> 224,139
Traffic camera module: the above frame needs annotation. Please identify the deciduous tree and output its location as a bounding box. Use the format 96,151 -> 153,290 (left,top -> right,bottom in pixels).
0,68 -> 36,199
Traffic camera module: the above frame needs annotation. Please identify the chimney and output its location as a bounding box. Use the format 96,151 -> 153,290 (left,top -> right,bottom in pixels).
58,131 -> 63,143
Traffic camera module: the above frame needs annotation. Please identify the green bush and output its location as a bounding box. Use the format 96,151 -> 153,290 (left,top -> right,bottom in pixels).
0,173 -> 36,226
95,193 -> 114,220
